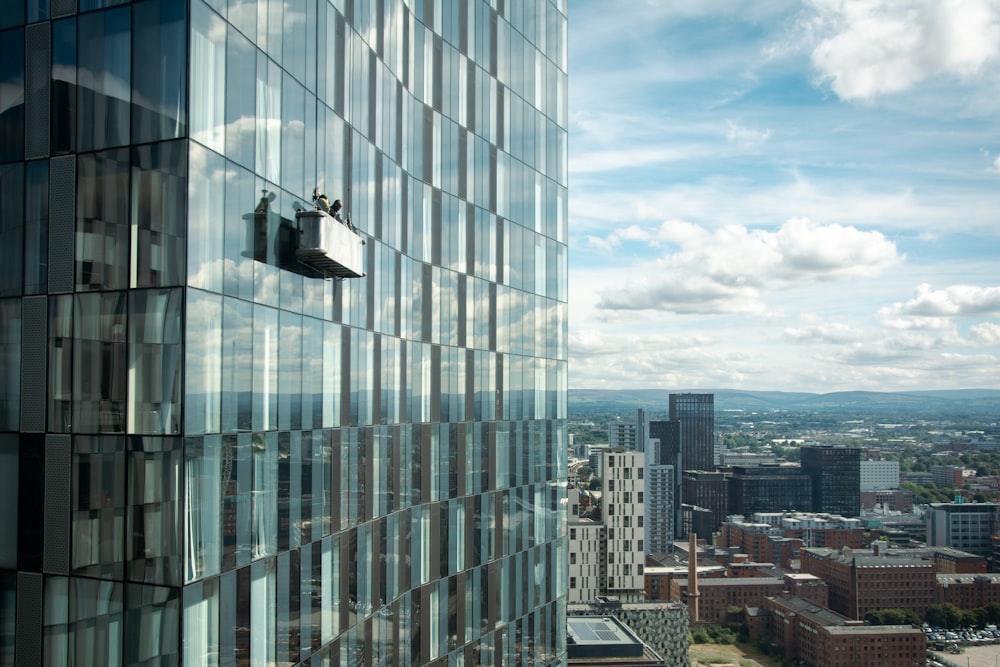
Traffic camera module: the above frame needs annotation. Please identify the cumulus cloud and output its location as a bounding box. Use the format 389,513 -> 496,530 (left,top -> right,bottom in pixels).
806,0 -> 1000,100
595,217 -> 902,314
726,120 -> 773,150
970,322 -> 1000,344
880,283 -> 1000,318
784,321 -> 861,344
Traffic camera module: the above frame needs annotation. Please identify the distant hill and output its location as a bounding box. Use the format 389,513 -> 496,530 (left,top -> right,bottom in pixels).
569,388 -> 1000,419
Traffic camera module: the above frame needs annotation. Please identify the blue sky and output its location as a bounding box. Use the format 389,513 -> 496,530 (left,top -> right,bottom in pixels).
566,0 -> 1000,392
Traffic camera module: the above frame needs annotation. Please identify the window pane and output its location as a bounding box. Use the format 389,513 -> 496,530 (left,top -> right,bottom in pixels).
72,435 -> 126,579
187,142 -> 225,292
124,583 -> 180,665
131,140 -> 187,288
0,28 -> 24,163
127,437 -> 183,585
251,431 -> 277,559
0,164 -> 23,296
127,288 -> 182,435
0,435 -> 17,569
0,301 -> 20,430
77,8 -> 131,151
220,296 -> 253,432
190,0 -> 226,153
51,18 -> 76,155
184,289 -> 222,435
0,571 -> 13,664
131,0 -> 187,144
77,148 -> 129,291
185,435 -> 221,582
183,579 -> 219,666
225,26 -> 256,170
24,160 -> 48,294
72,291 -> 127,433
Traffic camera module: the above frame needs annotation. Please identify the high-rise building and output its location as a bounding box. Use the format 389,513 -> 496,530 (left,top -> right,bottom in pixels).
567,451 -> 646,603
681,471 -> 727,538
0,1 -> 568,664
800,445 -> 861,517
603,449 -> 646,602
608,408 -> 647,453
645,463 -> 676,554
567,488 -> 603,604
727,465 -> 813,516
926,502 -> 1000,565
860,459 -> 900,491
668,393 -> 715,473
648,420 -> 682,540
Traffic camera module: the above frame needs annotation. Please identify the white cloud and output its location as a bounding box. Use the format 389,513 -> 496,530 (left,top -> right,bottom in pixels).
726,120 -> 773,149
784,321 -> 861,344
806,0 -> 1000,100
594,217 -> 902,314
880,283 -> 1000,318
970,322 -> 1000,344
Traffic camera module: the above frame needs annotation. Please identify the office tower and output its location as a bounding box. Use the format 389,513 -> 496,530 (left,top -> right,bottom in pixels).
0,1 -> 568,664
668,393 -> 715,473
602,450 -> 646,602
648,420 -> 682,540
681,470 -> 727,538
926,502 -> 1000,564
859,459 -> 900,491
728,465 -> 813,516
800,445 -> 861,517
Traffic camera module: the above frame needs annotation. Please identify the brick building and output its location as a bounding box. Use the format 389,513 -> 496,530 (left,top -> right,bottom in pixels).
747,596 -> 925,667
799,547 -> 937,620
670,577 -> 786,624
937,574 -> 1000,608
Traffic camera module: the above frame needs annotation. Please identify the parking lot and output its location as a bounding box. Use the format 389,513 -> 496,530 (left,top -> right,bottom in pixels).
929,643 -> 1000,667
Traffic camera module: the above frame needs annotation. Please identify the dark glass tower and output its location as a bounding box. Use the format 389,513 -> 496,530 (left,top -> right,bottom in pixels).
0,1 -> 569,664
669,393 -> 715,473
801,445 -> 861,517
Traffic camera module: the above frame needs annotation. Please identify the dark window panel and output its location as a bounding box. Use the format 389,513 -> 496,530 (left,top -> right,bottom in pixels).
0,163 -> 24,297
77,7 -> 130,152
131,0 -> 186,144
50,18 -> 76,156
0,30 -> 24,162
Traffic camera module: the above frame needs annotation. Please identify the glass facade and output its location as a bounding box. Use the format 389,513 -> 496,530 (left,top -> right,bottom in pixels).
1,0 -> 569,664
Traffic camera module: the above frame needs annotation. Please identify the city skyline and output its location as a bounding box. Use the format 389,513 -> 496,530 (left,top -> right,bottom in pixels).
567,1 -> 1000,394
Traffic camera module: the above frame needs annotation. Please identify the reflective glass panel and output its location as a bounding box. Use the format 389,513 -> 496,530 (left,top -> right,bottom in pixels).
131,0 -> 187,143
77,8 -> 131,151
0,29 -> 24,163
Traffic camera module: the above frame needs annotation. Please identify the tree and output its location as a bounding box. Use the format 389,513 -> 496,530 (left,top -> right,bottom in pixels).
865,608 -> 921,626
588,477 -> 601,491
925,603 -> 964,629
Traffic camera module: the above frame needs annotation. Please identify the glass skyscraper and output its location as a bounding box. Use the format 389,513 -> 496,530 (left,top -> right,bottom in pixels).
0,0 -> 568,664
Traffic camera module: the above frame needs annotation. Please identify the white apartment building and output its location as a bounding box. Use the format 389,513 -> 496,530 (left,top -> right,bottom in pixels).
860,460 -> 900,491
604,449 -> 646,601
567,488 -> 604,604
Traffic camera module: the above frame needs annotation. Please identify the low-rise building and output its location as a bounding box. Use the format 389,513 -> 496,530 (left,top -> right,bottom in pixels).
799,547 -> 937,619
748,596 -> 926,667
568,600 -> 689,667
567,615 -> 665,666
937,573 -> 1000,608
670,577 -> 786,624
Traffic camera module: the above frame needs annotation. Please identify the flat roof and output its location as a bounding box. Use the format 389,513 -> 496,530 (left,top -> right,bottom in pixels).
567,617 -> 638,647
